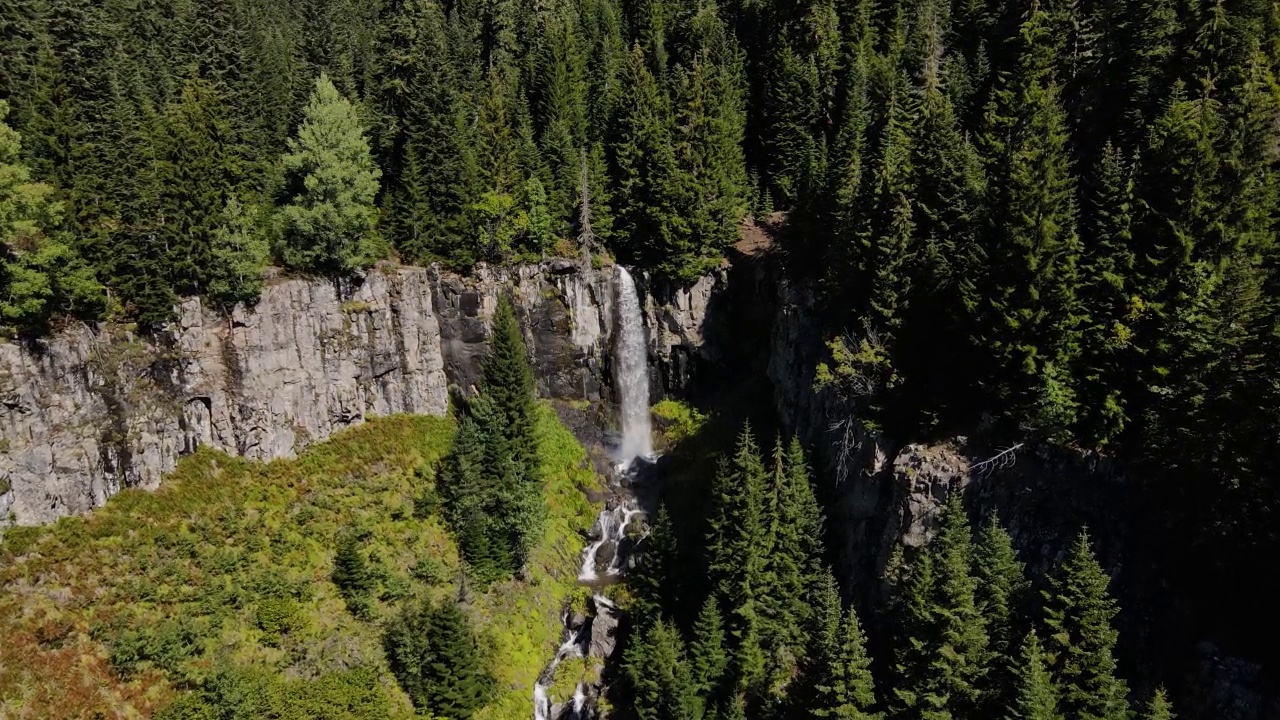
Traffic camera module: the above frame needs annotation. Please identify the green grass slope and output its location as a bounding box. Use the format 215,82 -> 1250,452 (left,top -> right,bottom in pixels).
0,403 -> 599,719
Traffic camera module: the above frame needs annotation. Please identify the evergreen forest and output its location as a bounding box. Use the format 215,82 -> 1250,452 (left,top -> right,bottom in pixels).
623,422 -> 1161,720
4,0 -> 1280,717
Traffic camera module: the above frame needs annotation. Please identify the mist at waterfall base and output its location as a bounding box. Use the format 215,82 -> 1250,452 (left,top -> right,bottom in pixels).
533,267 -> 656,720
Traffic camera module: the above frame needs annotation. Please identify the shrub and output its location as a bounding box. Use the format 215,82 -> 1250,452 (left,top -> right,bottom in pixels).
255,597 -> 300,642
411,556 -> 450,586
652,400 -> 708,445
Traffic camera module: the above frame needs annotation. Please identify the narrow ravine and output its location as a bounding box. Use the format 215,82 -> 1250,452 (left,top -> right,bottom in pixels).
533,267 -> 655,720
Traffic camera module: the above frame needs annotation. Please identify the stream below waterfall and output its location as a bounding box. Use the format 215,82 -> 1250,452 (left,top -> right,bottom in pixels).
532,267 -> 655,720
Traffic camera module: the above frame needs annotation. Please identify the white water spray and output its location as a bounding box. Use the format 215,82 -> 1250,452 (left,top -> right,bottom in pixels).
606,507 -> 644,576
577,510 -> 615,582
615,267 -> 653,462
578,504 -> 646,581
534,631 -> 586,720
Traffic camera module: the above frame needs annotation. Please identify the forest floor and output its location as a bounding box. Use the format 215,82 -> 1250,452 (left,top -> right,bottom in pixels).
0,404 -> 600,720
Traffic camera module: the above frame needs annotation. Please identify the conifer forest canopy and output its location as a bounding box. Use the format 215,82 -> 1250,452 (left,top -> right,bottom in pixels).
3,0 -> 1280,716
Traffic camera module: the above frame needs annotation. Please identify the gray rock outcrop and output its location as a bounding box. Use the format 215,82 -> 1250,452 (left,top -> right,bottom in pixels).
0,262 -> 657,530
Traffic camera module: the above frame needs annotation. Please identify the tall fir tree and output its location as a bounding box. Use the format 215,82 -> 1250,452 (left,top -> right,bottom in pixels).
667,46 -> 749,281
691,595 -> 729,700
893,491 -> 989,719
706,424 -> 773,693
383,599 -> 495,718
625,618 -> 704,720
483,295 -> 544,574
279,74 -> 382,274
152,76 -> 243,299
1075,143 -> 1138,446
811,604 -> 880,719
973,513 -> 1030,715
928,491 -> 991,717
629,504 -> 678,629
1041,530 -> 1129,720
608,44 -> 680,274
1,100 -> 102,331
973,513 -> 1029,662
764,437 -> 825,651
976,1 -> 1084,440
1006,633 -> 1061,720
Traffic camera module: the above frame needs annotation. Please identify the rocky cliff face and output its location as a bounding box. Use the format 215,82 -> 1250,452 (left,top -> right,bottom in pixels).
0,262 -> 679,530
763,272 -> 1128,595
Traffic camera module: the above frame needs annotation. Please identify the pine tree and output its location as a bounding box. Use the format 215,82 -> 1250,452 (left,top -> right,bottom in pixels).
805,569 -> 879,719
1120,0 -> 1180,138
1143,688 -> 1174,720
761,38 -> 820,207
439,411 -> 508,582
332,529 -> 375,617
892,549 -> 941,717
375,0 -> 478,263
153,76 -> 243,298
973,514 -> 1029,661
206,197 -> 269,311
667,47 -> 748,281
973,513 -> 1030,715
481,295 -> 542,567
893,492 -> 989,719
855,89 -> 916,338
279,74 -> 382,274
811,606 -> 880,719
384,599 -> 495,718
929,491 -> 990,716
706,424 -> 773,692
625,618 -> 704,720
896,54 -> 986,431
766,437 -> 825,650
439,295 -> 543,581
691,595 -> 729,699
1042,530 -> 1128,720
1006,633 -> 1061,720
975,2 -> 1084,440
1,100 -> 102,331
1076,143 -> 1137,446
608,44 -> 680,274
529,1 -> 589,227
630,504 -> 678,629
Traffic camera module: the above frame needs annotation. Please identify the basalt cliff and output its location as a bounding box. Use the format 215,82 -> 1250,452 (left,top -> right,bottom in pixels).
0,260 -> 714,530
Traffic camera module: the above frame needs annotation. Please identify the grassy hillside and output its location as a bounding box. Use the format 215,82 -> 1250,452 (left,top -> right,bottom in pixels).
0,404 -> 600,719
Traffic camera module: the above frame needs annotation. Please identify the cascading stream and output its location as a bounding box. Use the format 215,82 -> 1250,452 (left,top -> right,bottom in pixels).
534,266 -> 655,720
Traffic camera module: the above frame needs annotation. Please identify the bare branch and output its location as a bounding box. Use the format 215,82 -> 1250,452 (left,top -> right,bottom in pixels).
827,413 -> 861,485
972,443 -> 1024,477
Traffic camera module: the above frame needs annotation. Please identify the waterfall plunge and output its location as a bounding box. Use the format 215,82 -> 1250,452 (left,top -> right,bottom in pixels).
614,267 -> 653,462
534,267 -> 654,719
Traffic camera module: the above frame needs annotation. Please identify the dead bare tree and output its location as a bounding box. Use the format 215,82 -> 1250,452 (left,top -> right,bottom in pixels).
827,413 -> 861,485
972,443 -> 1024,477
576,150 -> 595,267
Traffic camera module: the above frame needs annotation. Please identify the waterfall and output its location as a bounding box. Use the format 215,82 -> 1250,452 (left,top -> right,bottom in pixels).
614,267 -> 653,462
534,267 -> 655,719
